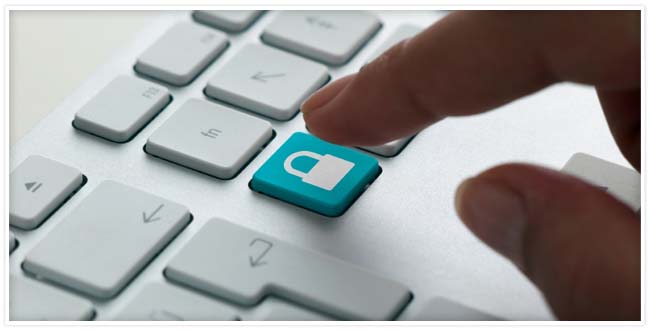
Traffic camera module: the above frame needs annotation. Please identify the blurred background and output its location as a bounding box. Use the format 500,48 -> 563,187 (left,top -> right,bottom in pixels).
10,11 -> 159,144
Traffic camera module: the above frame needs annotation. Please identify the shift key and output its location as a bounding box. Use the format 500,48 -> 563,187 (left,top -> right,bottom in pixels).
23,181 -> 191,299
164,218 -> 411,320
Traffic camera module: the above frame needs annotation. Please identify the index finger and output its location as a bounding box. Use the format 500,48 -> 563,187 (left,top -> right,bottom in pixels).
302,10 -> 640,146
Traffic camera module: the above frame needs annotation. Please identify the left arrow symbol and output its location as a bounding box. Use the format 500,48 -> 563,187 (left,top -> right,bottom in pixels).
142,204 -> 164,223
251,71 -> 285,83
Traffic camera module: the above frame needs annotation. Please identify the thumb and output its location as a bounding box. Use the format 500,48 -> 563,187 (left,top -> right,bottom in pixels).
455,163 -> 640,320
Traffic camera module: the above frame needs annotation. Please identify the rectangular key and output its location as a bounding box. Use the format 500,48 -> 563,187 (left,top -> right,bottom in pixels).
262,11 -> 381,65
10,275 -> 95,321
358,25 -> 422,157
23,181 -> 190,299
145,99 -> 273,179
9,232 -> 17,254
205,44 -> 329,120
10,155 -> 83,230
114,282 -> 238,321
135,22 -> 228,85
255,298 -> 333,321
193,10 -> 263,32
412,297 -> 503,321
165,218 -> 411,320
562,153 -> 640,211
73,75 -> 170,142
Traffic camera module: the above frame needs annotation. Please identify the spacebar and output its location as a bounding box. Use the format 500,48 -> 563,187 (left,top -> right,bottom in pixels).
164,218 -> 411,320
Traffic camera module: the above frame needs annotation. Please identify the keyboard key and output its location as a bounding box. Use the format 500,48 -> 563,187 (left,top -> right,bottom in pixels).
9,232 -> 17,254
205,44 -> 329,120
562,153 -> 640,211
10,155 -> 84,230
412,297 -> 502,321
165,219 -> 410,320
135,22 -> 228,85
193,10 -> 263,32
23,181 -> 190,299
255,298 -> 333,321
262,11 -> 381,65
10,275 -> 95,321
145,99 -> 273,179
250,132 -> 380,217
114,282 -> 238,321
358,25 -> 422,157
73,76 -> 170,142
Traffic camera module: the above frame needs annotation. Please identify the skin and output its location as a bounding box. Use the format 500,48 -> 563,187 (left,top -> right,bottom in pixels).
301,11 -> 640,320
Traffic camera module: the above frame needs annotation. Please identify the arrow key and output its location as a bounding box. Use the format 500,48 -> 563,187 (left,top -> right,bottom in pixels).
23,181 -> 190,299
205,44 -> 329,120
10,156 -> 84,230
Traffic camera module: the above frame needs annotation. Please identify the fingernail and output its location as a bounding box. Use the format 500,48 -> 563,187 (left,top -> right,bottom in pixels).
455,177 -> 527,269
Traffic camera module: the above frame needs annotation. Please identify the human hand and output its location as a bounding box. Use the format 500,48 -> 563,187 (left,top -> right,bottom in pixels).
301,11 -> 640,320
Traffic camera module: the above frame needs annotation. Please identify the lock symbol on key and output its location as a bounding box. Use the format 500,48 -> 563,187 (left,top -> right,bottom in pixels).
283,151 -> 355,191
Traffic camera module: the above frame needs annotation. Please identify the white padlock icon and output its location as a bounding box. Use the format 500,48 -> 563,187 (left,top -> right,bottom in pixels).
283,151 -> 355,191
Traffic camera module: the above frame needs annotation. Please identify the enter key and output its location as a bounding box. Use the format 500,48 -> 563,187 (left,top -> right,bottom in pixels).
164,218 -> 411,320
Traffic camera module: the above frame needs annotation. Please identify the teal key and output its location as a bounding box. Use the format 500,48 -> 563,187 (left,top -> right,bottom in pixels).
251,132 -> 380,217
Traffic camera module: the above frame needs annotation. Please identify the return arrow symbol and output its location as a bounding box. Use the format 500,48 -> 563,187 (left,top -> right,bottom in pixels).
142,204 -> 164,223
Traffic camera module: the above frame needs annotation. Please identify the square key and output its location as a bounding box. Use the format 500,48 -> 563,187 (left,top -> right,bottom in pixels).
73,75 -> 170,143
250,132 -> 380,217
10,155 -> 84,230
145,99 -> 273,179
262,11 -> 381,65
205,44 -> 329,120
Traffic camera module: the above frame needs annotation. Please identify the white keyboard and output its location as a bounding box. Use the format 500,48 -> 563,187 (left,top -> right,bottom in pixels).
8,10 -> 640,321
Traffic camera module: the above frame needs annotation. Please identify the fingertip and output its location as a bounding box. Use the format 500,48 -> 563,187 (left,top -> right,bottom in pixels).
301,74 -> 355,120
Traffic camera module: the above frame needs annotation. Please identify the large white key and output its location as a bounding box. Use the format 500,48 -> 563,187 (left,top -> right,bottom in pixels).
23,181 -> 191,299
254,298 -> 334,321
412,297 -> 502,321
10,155 -> 83,230
262,11 -> 381,65
359,25 -> 422,157
113,282 -> 238,321
10,275 -> 95,321
135,22 -> 228,85
165,218 -> 411,320
145,99 -> 273,179
562,153 -> 640,211
205,44 -> 329,120
73,75 -> 170,142
193,10 -> 263,32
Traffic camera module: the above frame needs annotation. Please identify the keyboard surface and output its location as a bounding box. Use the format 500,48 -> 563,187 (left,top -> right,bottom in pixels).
9,10 -> 639,321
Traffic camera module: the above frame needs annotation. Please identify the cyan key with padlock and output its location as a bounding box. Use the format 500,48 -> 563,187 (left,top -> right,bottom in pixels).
251,132 -> 380,217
